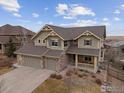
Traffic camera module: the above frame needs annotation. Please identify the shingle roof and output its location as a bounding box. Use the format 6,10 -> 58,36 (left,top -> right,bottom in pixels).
47,24 -> 106,40
0,36 -> 10,44
66,45 -> 100,56
109,41 -> 124,47
0,24 -> 35,36
44,49 -> 63,58
15,44 -> 63,58
15,44 -> 48,57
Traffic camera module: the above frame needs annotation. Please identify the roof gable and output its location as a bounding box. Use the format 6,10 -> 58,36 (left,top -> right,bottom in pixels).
74,30 -> 101,40
32,25 -> 52,40
32,24 -> 106,40
47,25 -> 106,40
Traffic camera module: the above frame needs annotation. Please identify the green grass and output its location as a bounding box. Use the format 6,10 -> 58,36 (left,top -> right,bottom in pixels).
0,67 -> 13,75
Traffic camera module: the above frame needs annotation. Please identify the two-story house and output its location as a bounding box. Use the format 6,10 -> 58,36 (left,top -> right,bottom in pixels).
0,24 -> 35,54
15,24 -> 106,73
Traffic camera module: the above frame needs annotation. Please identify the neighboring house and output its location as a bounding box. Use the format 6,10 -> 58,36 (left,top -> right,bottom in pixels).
15,24 -> 106,73
105,41 -> 124,61
107,62 -> 124,93
0,24 -> 35,54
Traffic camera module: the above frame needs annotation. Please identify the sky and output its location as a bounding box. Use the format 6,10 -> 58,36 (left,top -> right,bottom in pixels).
0,0 -> 124,36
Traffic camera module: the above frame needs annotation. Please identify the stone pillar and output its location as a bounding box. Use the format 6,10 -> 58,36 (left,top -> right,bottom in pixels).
94,56 -> 98,73
75,54 -> 78,68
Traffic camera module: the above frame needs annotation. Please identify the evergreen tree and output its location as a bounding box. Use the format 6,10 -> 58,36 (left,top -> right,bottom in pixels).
5,37 -> 16,57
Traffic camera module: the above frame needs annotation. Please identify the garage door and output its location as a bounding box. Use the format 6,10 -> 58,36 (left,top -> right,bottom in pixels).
22,56 -> 43,69
45,57 -> 58,71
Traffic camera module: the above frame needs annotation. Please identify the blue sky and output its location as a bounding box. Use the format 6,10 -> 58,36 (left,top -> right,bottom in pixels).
0,0 -> 124,36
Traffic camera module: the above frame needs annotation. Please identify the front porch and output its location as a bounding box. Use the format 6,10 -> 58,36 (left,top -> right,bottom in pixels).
68,54 -> 98,73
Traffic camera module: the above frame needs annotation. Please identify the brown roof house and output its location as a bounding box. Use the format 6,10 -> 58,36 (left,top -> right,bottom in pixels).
15,24 -> 106,73
0,24 -> 35,54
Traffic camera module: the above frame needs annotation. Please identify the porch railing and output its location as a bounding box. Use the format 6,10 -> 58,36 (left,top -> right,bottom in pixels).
78,63 -> 94,68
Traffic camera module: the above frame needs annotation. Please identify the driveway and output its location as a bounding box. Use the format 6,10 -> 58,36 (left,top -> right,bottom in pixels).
0,67 -> 54,93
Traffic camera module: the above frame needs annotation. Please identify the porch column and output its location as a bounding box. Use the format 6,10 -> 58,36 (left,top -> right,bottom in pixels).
94,57 -> 98,73
75,54 -> 78,68
2,44 -> 4,54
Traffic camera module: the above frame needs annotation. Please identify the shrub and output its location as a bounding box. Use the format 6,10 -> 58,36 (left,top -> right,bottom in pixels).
78,74 -> 83,78
91,75 -> 96,78
50,74 -> 62,79
56,75 -> 62,79
66,71 -> 71,76
95,79 -> 102,85
50,74 -> 57,78
97,70 -> 101,74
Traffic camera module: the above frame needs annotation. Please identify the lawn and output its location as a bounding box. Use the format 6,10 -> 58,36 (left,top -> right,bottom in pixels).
32,78 -> 102,93
32,78 -> 69,93
0,67 -> 13,75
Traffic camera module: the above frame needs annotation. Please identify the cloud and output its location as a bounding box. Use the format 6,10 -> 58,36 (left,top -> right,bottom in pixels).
102,18 -> 109,21
100,22 -> 111,26
114,17 -> 120,21
32,13 -> 39,18
60,20 -> 97,27
63,16 -> 74,19
18,19 -> 31,23
56,4 -> 68,15
0,0 -> 21,17
0,0 -> 20,12
13,13 -> 21,17
48,22 -> 54,25
121,4 -> 124,10
44,7 -> 48,11
56,3 -> 95,19
113,10 -> 120,14
37,21 -> 42,25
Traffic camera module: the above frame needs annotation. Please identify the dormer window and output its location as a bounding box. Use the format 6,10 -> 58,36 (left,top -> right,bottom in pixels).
84,39 -> 92,46
51,39 -> 58,46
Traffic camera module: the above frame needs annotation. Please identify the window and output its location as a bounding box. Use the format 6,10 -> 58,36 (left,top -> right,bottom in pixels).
122,48 -> 124,53
43,40 -> 46,43
84,40 -> 92,46
0,44 -> 1,49
85,56 -> 92,61
51,40 -> 58,46
38,40 -> 40,43
122,65 -> 124,70
64,41 -> 68,47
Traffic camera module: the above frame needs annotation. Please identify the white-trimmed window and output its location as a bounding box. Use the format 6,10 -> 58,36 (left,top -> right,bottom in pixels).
38,40 -> 41,43
51,39 -> 58,46
84,39 -> 92,46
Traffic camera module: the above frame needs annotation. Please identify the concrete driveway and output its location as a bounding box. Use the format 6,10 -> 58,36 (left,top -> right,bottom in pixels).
0,67 -> 54,93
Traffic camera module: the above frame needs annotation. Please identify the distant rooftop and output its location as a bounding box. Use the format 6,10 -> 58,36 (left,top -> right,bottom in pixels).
0,24 -> 35,36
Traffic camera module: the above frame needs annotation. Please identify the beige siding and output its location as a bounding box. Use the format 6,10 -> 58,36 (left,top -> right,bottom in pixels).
34,31 -> 50,46
46,36 -> 64,50
78,35 -> 101,49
